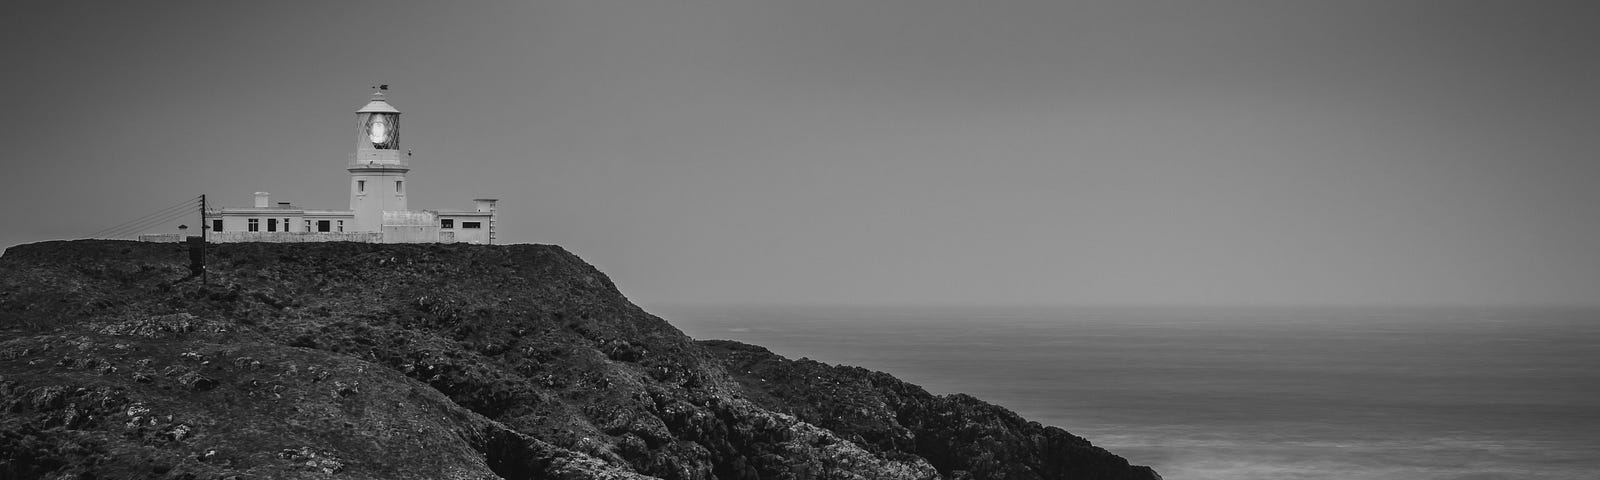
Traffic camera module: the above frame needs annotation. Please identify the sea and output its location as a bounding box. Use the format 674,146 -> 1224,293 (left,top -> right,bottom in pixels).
653,305 -> 1600,480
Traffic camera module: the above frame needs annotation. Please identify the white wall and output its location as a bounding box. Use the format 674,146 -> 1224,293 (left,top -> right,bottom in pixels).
205,232 -> 384,243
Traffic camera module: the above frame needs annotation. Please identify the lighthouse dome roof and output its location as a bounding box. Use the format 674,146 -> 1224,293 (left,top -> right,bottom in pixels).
358,91 -> 400,114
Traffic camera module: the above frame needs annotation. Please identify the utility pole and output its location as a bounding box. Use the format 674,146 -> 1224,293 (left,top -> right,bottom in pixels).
199,195 -> 208,286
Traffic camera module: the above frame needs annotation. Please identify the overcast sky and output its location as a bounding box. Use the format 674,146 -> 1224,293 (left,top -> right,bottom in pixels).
2,1 -> 1597,307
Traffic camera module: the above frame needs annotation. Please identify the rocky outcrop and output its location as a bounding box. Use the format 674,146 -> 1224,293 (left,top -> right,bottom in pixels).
0,240 -> 1158,479
702,341 -> 1161,480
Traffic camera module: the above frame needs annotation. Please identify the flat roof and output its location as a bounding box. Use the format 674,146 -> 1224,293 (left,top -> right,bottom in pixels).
210,208 -> 355,217
432,210 -> 493,216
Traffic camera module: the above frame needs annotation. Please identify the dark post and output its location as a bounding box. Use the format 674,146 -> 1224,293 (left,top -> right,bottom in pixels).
199,195 -> 208,285
187,235 -> 204,275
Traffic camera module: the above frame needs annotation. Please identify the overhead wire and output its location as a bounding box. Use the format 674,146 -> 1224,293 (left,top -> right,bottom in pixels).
90,196 -> 203,239
91,200 -> 199,239
100,205 -> 199,238
89,196 -> 200,238
97,207 -> 199,239
96,210 -> 194,239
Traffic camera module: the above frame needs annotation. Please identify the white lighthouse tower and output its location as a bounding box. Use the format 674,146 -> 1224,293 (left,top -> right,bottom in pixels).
348,86 -> 409,232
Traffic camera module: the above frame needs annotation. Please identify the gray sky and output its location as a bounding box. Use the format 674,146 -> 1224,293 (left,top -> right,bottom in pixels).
3,1 -> 1597,307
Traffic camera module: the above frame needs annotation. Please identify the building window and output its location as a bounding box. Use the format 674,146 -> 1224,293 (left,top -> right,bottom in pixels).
267,218 -> 278,232
441,219 -> 453,229
396,180 -> 403,193
337,220 -> 344,232
357,180 -> 365,193
462,221 -> 481,229
305,220 -> 312,231
317,220 -> 331,232
248,218 -> 259,232
212,219 -> 222,232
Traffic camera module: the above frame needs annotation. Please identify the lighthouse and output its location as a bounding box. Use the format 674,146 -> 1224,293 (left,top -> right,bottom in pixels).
348,86 -> 409,233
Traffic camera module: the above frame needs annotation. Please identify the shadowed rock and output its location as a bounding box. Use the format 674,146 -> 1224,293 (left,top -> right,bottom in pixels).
0,240 -> 1159,479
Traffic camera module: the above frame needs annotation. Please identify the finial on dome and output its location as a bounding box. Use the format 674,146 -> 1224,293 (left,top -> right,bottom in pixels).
358,85 -> 400,113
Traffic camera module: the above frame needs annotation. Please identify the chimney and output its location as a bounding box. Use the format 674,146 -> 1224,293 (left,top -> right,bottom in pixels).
254,192 -> 270,208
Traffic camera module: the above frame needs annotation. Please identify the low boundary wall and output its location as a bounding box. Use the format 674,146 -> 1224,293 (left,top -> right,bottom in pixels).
138,232 -> 385,243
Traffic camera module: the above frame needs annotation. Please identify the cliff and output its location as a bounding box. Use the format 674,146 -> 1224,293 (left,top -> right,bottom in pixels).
0,240 -> 1159,480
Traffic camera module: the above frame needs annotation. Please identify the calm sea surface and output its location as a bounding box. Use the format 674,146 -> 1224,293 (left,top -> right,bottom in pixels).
653,305 -> 1600,480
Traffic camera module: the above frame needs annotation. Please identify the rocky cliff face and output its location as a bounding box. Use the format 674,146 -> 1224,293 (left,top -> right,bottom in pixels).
0,240 -> 1159,480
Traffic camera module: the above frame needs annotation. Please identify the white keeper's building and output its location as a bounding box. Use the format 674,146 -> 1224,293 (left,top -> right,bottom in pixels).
184,88 -> 497,244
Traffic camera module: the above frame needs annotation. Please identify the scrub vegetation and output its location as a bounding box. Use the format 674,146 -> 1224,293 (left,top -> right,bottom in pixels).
0,240 -> 1158,480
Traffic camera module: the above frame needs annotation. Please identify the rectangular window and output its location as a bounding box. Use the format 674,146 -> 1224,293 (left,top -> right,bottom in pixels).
462,221 -> 481,229
337,220 -> 344,232
248,218 -> 259,232
212,219 -> 223,232
396,180 -> 403,193
304,220 -> 312,231
317,220 -> 331,232
440,219 -> 454,229
357,180 -> 365,193
267,218 -> 278,232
